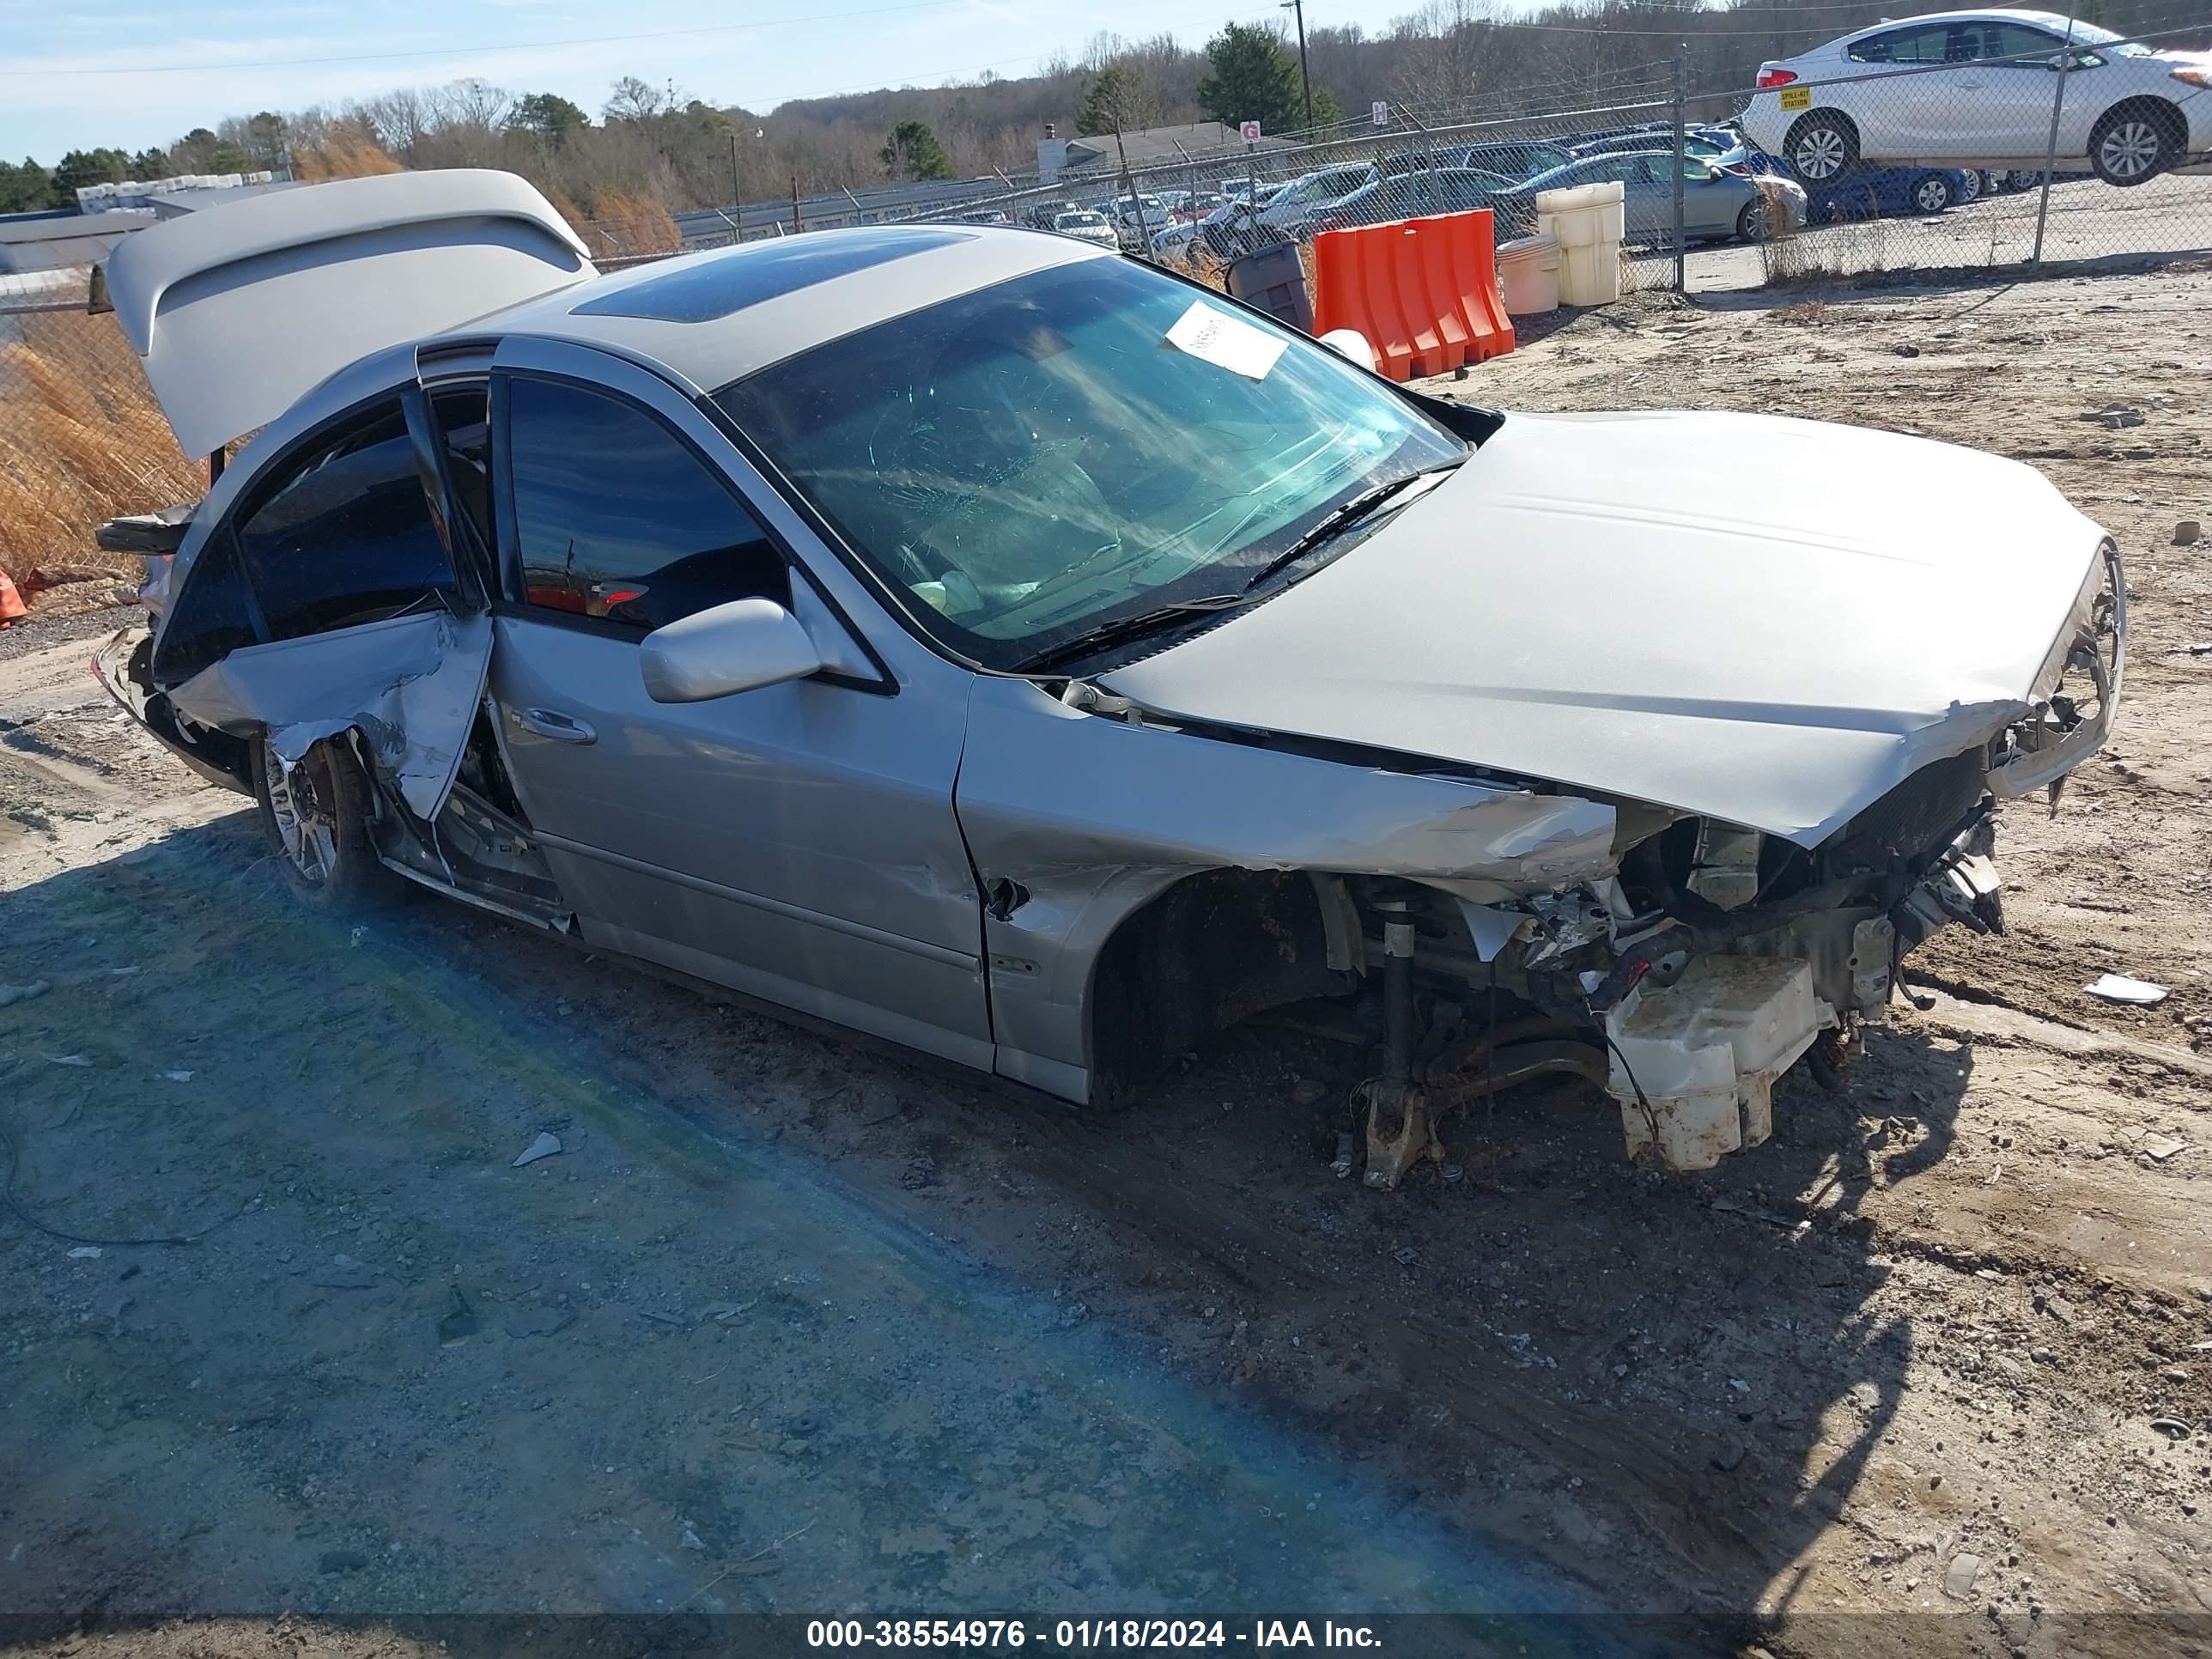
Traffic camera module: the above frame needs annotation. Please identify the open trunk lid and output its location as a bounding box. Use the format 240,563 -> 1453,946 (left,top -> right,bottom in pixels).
100,169 -> 595,460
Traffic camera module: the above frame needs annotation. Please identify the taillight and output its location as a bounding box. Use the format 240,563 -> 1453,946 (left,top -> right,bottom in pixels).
1756,68 -> 1798,88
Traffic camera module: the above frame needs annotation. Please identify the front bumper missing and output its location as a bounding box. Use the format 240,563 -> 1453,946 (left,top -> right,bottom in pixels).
1598,811 -> 2008,1172
1988,540 -> 2124,804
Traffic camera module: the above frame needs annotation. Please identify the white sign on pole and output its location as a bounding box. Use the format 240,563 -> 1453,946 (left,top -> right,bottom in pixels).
1239,120 -> 1261,143
1371,100 -> 1389,126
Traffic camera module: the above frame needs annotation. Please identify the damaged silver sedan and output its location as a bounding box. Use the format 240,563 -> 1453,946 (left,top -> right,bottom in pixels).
92,172 -> 2124,1181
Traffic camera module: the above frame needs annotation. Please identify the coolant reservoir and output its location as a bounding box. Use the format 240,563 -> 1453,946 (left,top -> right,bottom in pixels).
1604,955 -> 1827,1170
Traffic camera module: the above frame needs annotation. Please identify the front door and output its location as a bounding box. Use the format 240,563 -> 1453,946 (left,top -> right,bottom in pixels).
1946,20 -> 2075,158
479,340 -> 992,1068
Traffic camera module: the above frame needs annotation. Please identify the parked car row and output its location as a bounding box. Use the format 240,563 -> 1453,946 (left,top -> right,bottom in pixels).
1006,9 -> 2189,265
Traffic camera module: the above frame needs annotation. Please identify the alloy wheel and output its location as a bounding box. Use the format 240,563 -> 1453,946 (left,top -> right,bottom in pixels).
2099,119 -> 2161,181
264,742 -> 339,885
1794,127 -> 1848,180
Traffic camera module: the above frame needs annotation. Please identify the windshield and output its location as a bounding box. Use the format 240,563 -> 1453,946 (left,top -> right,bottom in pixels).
1057,213 -> 1105,228
713,257 -> 1464,670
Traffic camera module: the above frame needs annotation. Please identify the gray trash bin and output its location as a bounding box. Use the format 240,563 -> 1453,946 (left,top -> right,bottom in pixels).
1224,242 -> 1313,335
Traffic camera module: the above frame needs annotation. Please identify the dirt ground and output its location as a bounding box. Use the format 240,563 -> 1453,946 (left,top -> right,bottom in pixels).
4,267 -> 2212,1659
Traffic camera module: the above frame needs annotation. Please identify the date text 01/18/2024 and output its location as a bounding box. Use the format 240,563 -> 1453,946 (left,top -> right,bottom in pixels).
805,1620 -> 1383,1648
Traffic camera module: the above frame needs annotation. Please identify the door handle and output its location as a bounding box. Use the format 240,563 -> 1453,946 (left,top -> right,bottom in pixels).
512,707 -> 597,744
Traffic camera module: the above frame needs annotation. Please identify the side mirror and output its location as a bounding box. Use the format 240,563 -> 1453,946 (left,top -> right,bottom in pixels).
1319,328 -> 1378,373
640,598 -> 823,703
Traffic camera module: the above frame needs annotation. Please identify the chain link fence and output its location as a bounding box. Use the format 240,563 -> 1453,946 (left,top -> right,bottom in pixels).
1723,19 -> 2212,285
0,265 -> 200,605
878,98 -> 1706,298
869,19 -> 2212,298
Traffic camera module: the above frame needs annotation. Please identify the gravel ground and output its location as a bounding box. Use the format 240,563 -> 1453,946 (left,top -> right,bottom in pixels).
0,602 -> 138,665
4,268 -> 2212,1659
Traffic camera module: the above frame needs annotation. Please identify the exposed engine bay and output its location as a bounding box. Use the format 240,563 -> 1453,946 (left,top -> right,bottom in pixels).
1259,541 -> 2124,1182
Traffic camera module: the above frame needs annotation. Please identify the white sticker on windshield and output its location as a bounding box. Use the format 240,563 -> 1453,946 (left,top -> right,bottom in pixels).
1165,300 -> 1287,381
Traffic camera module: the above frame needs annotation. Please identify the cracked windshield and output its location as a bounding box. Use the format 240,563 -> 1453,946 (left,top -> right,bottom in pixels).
716,255 -> 1462,666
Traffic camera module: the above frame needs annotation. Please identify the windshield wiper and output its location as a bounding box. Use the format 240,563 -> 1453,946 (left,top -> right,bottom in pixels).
1016,593 -> 1247,674
1239,459 -> 1465,594
1014,458 -> 1466,675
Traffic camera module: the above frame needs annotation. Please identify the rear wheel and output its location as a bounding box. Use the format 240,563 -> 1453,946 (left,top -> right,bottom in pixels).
1958,167 -> 1982,203
1910,172 -> 1953,214
2090,101 -> 2182,186
251,734 -> 400,910
1784,111 -> 1858,182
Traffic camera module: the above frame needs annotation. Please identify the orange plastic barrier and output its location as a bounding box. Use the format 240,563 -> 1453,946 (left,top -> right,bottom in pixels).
1310,207 -> 1515,382
0,571 -> 23,624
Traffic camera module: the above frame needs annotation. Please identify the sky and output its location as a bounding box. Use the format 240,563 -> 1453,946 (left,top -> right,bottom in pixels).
0,0 -> 1446,162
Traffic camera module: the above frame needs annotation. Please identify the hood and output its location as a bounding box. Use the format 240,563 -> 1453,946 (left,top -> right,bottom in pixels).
101,170 -> 594,460
1101,410 -> 2108,848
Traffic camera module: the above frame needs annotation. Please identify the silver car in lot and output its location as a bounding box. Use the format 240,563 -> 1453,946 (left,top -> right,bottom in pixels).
1506,150 -> 1808,244
94,172 -> 2122,1182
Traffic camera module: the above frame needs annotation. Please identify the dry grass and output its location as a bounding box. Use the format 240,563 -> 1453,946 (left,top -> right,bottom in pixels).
578,192 -> 684,258
0,310 -> 201,585
293,125 -> 403,183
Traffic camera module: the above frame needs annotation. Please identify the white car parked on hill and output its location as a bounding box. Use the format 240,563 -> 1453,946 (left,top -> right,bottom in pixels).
1741,9 -> 2212,187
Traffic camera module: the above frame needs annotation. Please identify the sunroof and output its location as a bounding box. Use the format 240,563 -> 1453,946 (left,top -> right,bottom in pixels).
571,228 -> 975,323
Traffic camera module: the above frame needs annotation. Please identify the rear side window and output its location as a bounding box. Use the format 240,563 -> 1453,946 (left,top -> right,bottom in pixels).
1850,24 -> 1951,64
234,401 -> 455,641
1956,22 -> 2063,62
150,529 -> 258,685
1587,155 -> 1649,185
504,376 -> 788,632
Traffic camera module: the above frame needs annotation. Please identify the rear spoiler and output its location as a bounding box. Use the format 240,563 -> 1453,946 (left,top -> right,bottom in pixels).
100,170 -> 596,461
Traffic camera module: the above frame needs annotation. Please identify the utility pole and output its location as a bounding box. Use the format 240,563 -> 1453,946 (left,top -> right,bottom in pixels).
728,131 -> 742,232
1279,0 -> 1314,132
1671,40 -> 1687,293
2031,0 -> 2082,269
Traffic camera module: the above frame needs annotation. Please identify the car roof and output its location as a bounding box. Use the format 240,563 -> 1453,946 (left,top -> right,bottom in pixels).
473,225 -> 1107,392
1818,8 -> 2081,45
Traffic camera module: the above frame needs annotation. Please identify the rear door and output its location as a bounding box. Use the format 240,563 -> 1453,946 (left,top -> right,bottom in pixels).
1840,22 -> 1968,156
1574,155 -> 1668,240
480,337 -> 993,1067
150,384 -> 490,818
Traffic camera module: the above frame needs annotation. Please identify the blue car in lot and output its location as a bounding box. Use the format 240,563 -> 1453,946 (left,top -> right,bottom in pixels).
1706,133 -> 1978,219
1799,164 -> 1980,222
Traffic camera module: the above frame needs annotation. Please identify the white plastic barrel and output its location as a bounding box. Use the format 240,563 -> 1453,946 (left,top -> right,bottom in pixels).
1534,180 -> 1625,306
1496,234 -> 1561,315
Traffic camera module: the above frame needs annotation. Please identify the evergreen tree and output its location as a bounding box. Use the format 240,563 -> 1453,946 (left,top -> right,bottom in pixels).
0,156 -> 52,213
880,119 -> 953,180
513,92 -> 592,149
1195,23 -> 1303,133
49,147 -> 132,205
1078,63 -> 1154,137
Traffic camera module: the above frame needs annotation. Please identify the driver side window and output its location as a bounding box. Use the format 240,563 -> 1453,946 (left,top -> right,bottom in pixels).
502,375 -> 789,632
